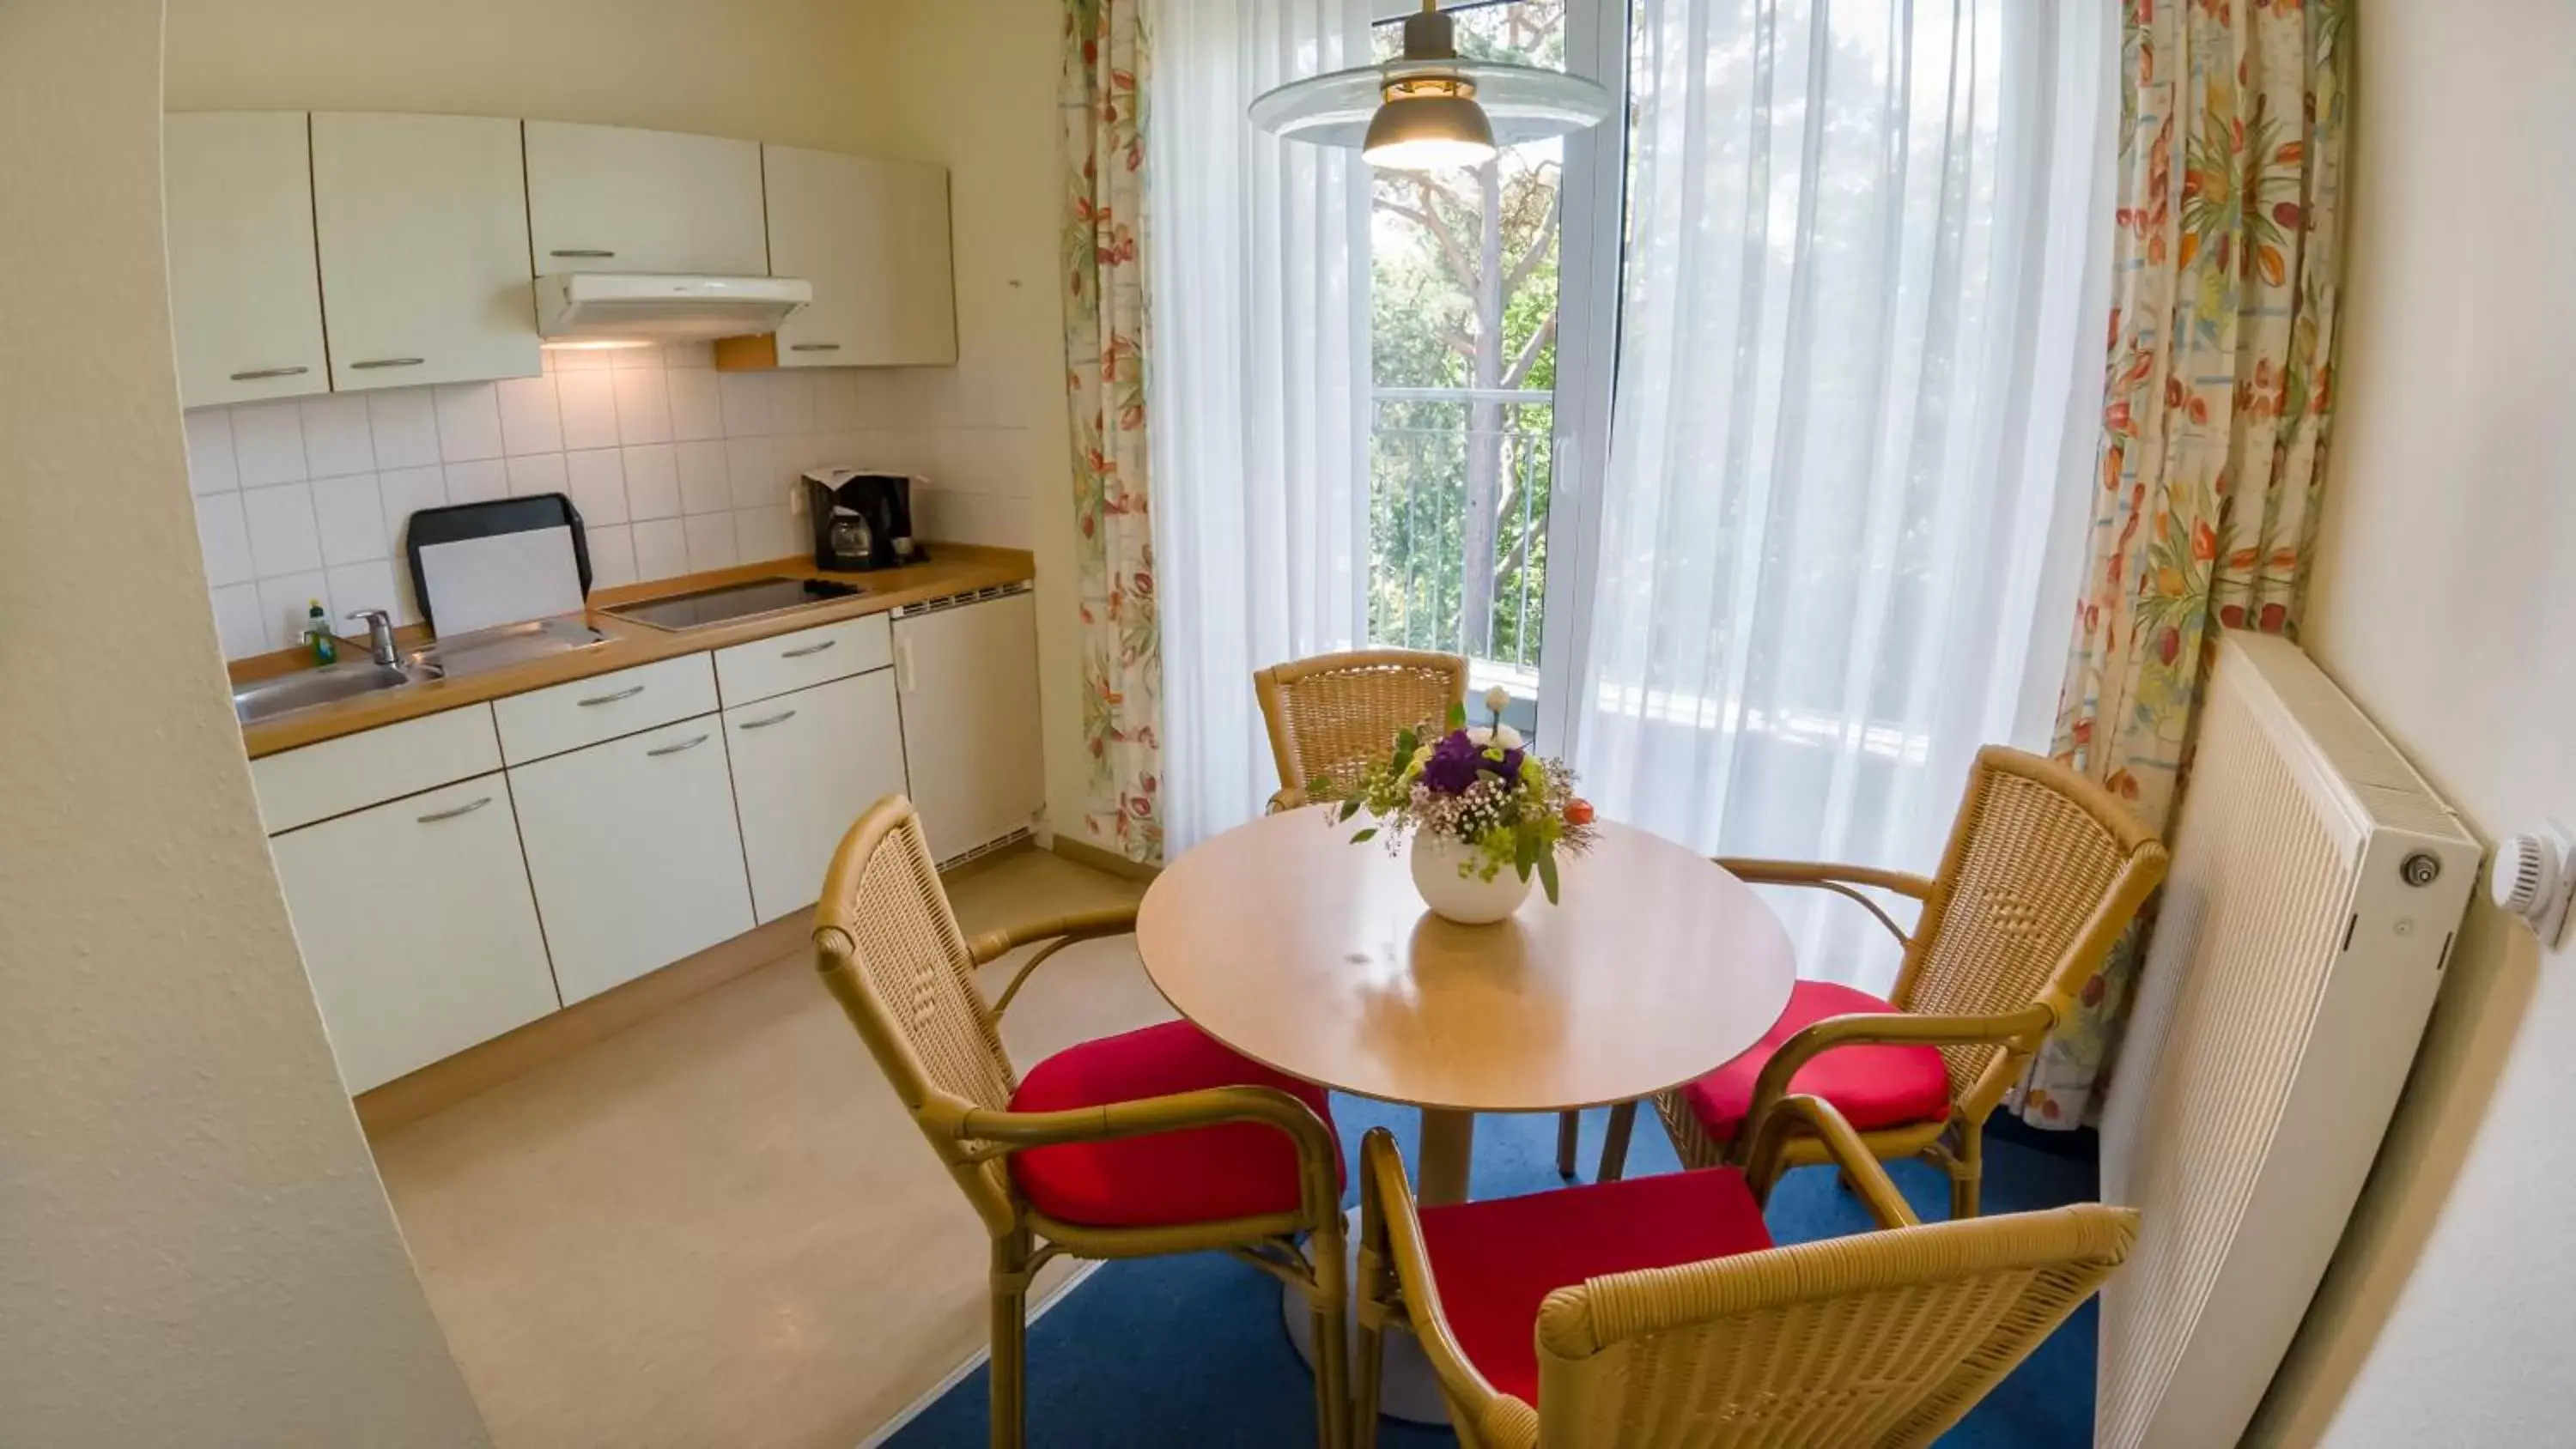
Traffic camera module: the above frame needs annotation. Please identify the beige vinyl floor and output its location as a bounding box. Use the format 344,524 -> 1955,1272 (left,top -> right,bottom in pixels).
369,849 -> 1168,1449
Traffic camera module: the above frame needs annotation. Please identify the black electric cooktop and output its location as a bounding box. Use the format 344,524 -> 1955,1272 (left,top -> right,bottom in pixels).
603,576 -> 864,632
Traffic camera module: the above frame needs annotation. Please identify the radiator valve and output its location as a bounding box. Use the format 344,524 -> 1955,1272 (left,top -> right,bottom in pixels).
2491,822 -> 2574,949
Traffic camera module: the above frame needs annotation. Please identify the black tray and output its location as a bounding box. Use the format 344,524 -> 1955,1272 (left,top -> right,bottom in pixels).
402,493 -> 592,633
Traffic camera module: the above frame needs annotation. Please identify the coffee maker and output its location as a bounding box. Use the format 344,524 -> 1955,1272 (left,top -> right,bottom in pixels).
802,470 -> 925,572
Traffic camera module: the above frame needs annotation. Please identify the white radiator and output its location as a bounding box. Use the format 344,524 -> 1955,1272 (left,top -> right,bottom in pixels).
2094,631 -> 2480,1449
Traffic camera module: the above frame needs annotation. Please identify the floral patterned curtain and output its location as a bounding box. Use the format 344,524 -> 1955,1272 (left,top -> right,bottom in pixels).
1061,0 -> 1163,863
2020,0 -> 2352,1127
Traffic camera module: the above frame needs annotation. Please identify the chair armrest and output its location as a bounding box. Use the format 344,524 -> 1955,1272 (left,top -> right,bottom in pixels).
966,904 -> 1140,1016
1714,858 -> 1936,946
958,1082 -> 1341,1222
1742,1095 -> 1919,1229
1357,1128 -> 1523,1432
1726,1003 -> 2061,1164
1267,785 -> 1309,814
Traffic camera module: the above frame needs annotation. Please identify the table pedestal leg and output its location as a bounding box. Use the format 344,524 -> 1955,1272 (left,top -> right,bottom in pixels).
1282,1206 -> 1450,1426
1416,1108 -> 1475,1207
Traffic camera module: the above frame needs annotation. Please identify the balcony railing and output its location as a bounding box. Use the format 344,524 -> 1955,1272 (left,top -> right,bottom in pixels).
1367,386 -> 1555,673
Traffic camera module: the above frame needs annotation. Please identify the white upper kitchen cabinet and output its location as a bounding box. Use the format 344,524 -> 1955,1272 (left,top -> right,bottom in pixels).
726,669 -> 908,925
163,112 -> 330,408
310,112 -> 539,391
760,145 -> 957,367
892,590 -> 1043,865
524,121 -> 768,276
509,715 -> 755,1004
267,773 -> 560,1094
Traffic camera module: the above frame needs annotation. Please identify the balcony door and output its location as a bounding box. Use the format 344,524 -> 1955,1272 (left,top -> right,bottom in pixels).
1364,0 -> 1624,743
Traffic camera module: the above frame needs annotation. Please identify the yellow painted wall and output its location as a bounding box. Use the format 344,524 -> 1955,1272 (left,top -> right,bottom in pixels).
2252,1 -> 2576,1443
164,0 -> 878,148
0,3 -> 489,1440
857,0 -> 1089,845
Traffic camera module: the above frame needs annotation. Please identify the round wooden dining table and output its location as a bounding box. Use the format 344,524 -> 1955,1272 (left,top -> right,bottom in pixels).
1134,805 -> 1799,1422
1138,806 -> 1799,1204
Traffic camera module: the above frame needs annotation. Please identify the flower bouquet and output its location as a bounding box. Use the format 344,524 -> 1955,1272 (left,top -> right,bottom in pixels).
1318,688 -> 1600,925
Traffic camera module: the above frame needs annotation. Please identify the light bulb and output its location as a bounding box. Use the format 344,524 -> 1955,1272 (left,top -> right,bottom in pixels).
1361,92 -> 1497,172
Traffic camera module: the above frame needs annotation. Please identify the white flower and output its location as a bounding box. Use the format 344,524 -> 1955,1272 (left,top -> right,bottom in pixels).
1484,685 -> 1511,718
1492,724 -> 1523,749
1465,726 -> 1492,747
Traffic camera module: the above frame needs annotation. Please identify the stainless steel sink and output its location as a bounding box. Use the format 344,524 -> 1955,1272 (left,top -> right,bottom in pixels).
232,660 -> 440,724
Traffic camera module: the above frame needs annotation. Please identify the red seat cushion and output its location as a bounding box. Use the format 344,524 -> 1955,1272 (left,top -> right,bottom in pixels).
1005,1020 -> 1339,1229
1418,1168 -> 1775,1403
1678,979 -> 1953,1147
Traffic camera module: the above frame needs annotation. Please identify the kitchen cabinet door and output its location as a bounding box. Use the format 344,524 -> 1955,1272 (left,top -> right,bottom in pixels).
761,145 -> 957,367
509,714 -> 755,1003
268,774 -> 559,1093
311,112 -> 539,391
164,112 -> 331,408
892,591 -> 1042,865
726,669 -> 907,923
525,121 -> 768,276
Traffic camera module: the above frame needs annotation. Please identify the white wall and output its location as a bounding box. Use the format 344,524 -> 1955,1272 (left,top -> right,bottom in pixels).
2251,2 -> 2576,1443
0,3 -> 490,1442
858,0 -> 1090,841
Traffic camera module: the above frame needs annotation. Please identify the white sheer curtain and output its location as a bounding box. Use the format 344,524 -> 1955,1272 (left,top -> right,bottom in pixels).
1148,0 -> 1377,853
1564,0 -> 2114,989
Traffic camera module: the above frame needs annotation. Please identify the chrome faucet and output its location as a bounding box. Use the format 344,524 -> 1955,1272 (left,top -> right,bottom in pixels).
345,608 -> 400,669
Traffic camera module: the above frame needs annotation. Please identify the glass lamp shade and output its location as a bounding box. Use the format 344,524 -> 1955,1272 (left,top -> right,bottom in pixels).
1249,58 -> 1610,156
1362,91 -> 1498,171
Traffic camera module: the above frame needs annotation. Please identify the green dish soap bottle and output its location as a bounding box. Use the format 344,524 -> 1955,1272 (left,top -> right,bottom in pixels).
305,598 -> 337,665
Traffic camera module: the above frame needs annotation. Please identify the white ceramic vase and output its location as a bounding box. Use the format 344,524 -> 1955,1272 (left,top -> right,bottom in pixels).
1407,833 -> 1534,925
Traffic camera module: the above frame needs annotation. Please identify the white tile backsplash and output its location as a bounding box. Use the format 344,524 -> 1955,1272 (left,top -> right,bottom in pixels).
310,473 -> 386,567
433,382 -> 505,463
631,518 -> 689,580
185,409 -> 239,494
300,395 -> 377,477
231,401 -> 309,488
367,390 -> 441,469
185,356 -> 1022,659
555,370 -> 620,451
495,375 -> 564,457
611,367 -> 672,445
240,482 -> 322,577
194,493 -> 254,587
621,444 -> 679,520
505,452 -> 569,500
674,439 -> 731,516
564,448 -> 627,525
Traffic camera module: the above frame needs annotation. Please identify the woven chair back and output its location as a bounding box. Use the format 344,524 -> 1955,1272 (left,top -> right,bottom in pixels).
1254,649 -> 1471,800
1895,748 -> 2166,1114
1531,1203 -> 2138,1448
814,795 -> 1019,1231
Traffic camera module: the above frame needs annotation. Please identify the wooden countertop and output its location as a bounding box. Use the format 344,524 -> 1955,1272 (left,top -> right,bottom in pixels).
234,545 -> 1036,759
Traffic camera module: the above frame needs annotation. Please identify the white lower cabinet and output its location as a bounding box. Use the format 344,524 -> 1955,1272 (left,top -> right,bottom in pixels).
510,715 -> 756,1004
267,774 -> 560,1093
726,669 -> 908,924
893,591 -> 1044,864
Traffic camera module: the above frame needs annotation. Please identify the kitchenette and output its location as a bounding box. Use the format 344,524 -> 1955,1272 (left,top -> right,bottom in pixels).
169,104 -> 1051,1102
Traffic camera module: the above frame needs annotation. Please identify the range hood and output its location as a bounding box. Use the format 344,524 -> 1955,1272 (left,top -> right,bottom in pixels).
534,273 -> 813,342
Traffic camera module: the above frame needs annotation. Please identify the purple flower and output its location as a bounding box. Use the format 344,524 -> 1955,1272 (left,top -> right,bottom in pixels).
1419,730 -> 1525,795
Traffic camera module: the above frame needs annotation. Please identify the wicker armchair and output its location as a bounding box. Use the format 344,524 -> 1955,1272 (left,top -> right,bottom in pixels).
813,797 -> 1352,1449
1254,648 -> 1471,814
1356,1096 -> 2139,1448
1593,746 -> 2167,1218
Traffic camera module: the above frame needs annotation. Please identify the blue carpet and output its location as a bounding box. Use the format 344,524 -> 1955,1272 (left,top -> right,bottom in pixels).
888,1098 -> 2099,1447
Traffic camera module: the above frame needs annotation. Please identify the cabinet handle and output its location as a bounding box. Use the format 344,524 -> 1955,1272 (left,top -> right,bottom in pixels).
577,685 -> 645,707
349,357 -> 426,371
646,733 -> 711,757
550,248 -> 617,258
788,343 -> 841,353
228,365 -> 310,381
780,638 -> 838,659
416,796 -> 494,825
737,709 -> 798,731
896,635 -> 916,694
